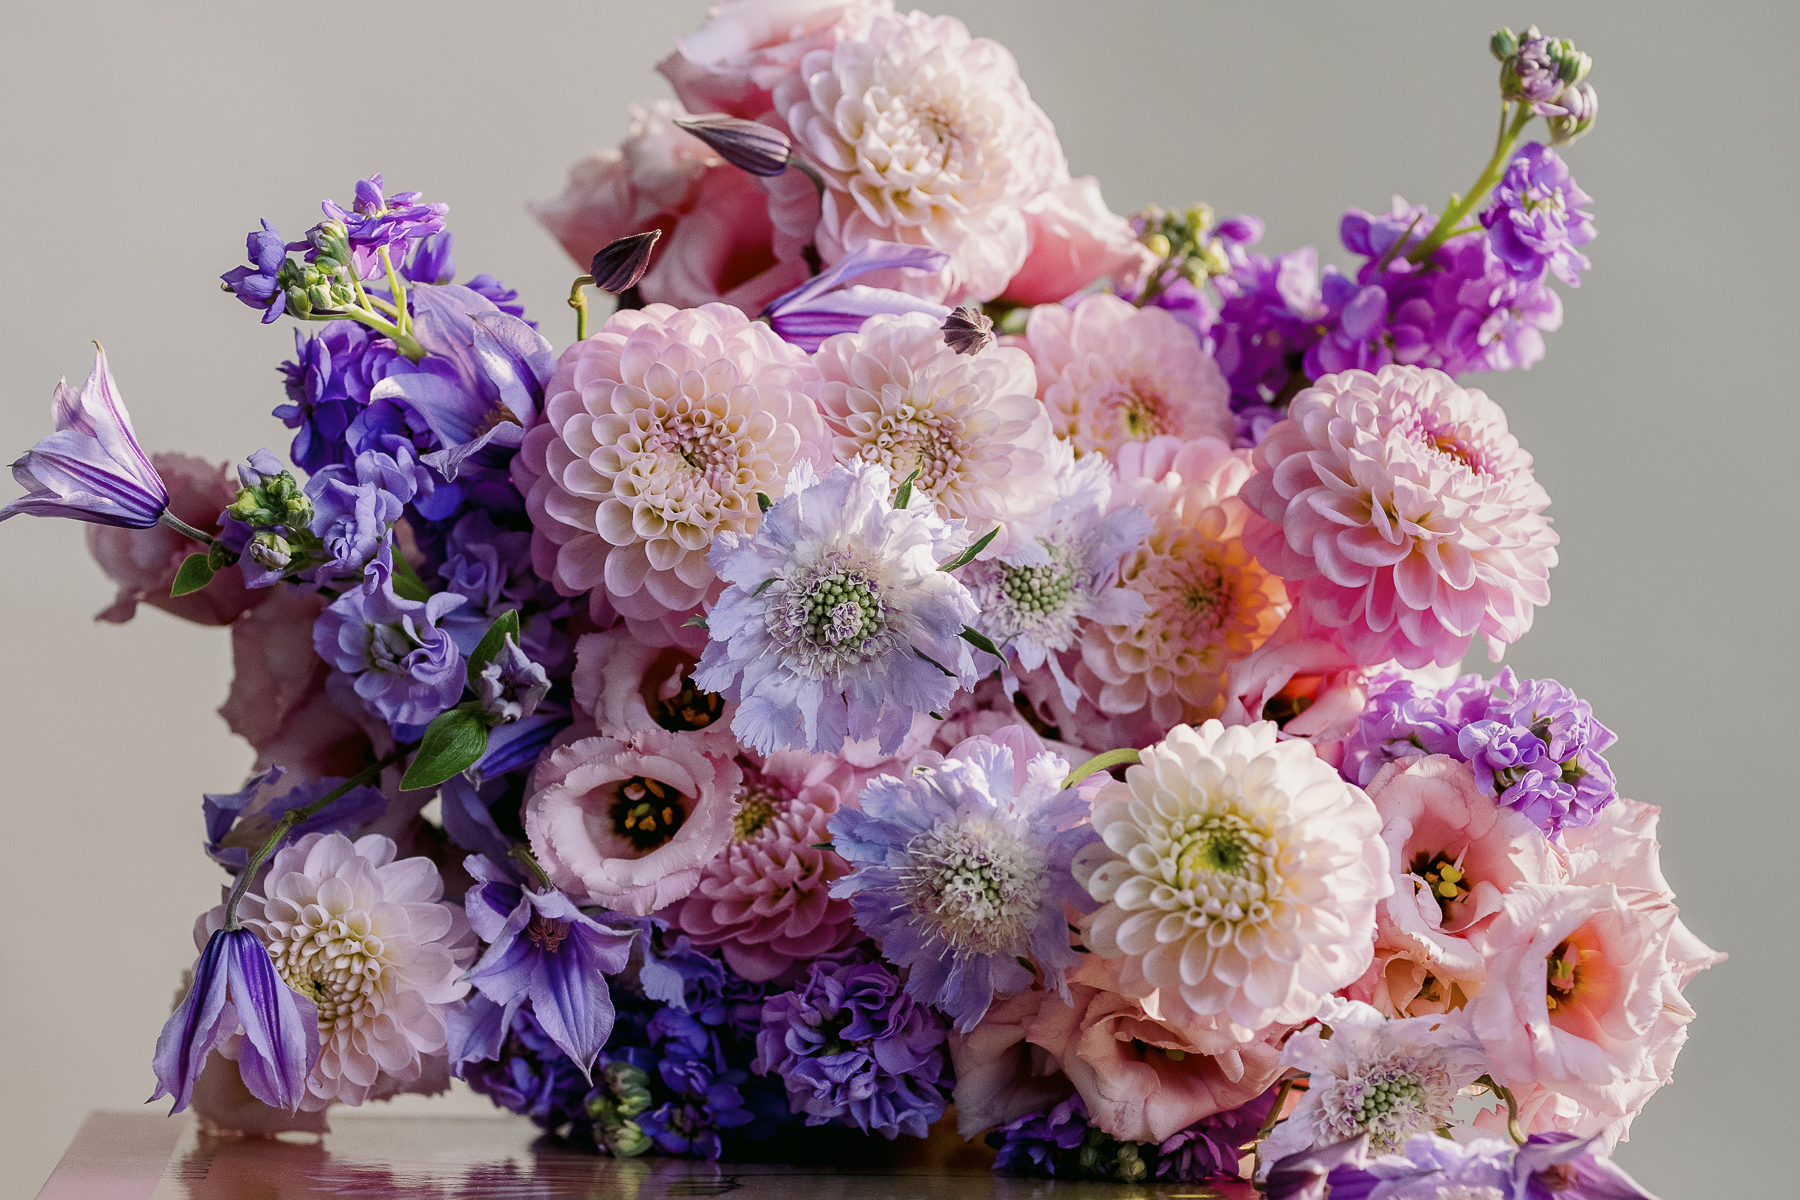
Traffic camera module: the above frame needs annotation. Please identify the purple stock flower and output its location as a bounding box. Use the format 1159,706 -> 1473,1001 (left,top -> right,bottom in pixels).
1340,672 -> 1484,787
305,444 -> 433,580
1430,235 -> 1563,373
321,173 -> 448,279
1482,143 -> 1595,287
990,1094 -> 1093,1178
1155,1086 -> 1277,1182
455,999 -> 596,1133
2,348 -> 169,529
1263,1135 -> 1376,1200
763,241 -> 953,351
275,328 -> 360,473
221,219 -> 290,323
1513,1132 -> 1660,1200
461,855 -> 637,1077
1459,667 -> 1618,833
434,509 -> 559,655
1212,245 -> 1327,406
1356,1133 -> 1517,1199
202,767 -> 388,874
312,549 -> 468,730
474,634 -> 551,724
150,926 -> 320,1114
753,954 -> 951,1139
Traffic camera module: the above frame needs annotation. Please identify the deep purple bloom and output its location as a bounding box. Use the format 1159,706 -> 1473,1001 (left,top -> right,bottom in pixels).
1263,1136 -> 1376,1200
474,634 -> 550,724
1458,667 -> 1618,833
1155,1086 -> 1278,1181
434,510 -> 553,650
752,955 -> 950,1139
321,174 -> 449,279
1513,1132 -> 1659,1200
202,767 -> 388,874
676,116 -> 793,176
305,444 -> 434,580
2,348 -> 169,529
1482,143 -> 1595,287
1211,245 -> 1327,406
462,855 -> 637,1076
456,1000 -> 597,1133
990,1094 -> 1093,1177
589,231 -> 662,293
221,219 -> 290,323
312,549 -> 468,730
274,328 -> 360,472
150,926 -> 320,1114
1429,235 -> 1563,373
763,241 -> 952,351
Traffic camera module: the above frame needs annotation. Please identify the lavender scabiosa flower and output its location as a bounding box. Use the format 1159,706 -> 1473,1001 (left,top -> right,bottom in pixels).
753,954 -> 951,1139
1482,144 -> 1595,287
1459,667 -> 1617,834
304,443 -> 433,581
693,459 -> 981,756
2,348 -> 170,529
474,635 -> 551,724
221,219 -> 291,323
313,549 -> 468,731
828,736 -> 1098,1031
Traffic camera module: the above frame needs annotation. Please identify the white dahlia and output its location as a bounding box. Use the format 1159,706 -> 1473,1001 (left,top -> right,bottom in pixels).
1074,720 -> 1390,1037
776,8 -> 1067,302
812,312 -> 1055,551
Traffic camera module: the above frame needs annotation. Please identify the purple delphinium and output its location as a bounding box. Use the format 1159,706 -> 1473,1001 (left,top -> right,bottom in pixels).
1459,667 -> 1617,833
1482,143 -> 1595,287
221,219 -> 290,323
1155,1085 -> 1278,1181
305,444 -> 434,581
202,767 -> 388,874
1513,1133 -> 1659,1200
312,549 -> 468,731
321,173 -> 449,279
2,348 -> 169,529
828,737 -> 1097,1031
762,240 -> 952,351
753,954 -> 950,1139
457,1000 -> 597,1134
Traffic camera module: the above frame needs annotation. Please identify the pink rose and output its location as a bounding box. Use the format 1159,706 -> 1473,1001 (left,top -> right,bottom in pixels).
658,0 -> 890,121
526,731 -> 742,915
220,586 -> 372,778
1001,177 -> 1157,306
947,987 -> 1073,1137
570,627 -> 736,749
87,453 -> 266,626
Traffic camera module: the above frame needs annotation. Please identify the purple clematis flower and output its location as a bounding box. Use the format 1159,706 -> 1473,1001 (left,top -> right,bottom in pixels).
1263,1135 -> 1375,1200
150,926 -> 320,1114
221,219 -> 290,323
460,855 -> 638,1077
3,347 -> 170,529
312,547 -> 468,730
202,766 -> 388,874
1513,1133 -> 1660,1200
762,241 -> 953,351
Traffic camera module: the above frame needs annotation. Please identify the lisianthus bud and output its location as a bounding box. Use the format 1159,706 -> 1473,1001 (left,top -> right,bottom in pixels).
940,305 -> 995,355
674,115 -> 793,176
588,230 -> 660,294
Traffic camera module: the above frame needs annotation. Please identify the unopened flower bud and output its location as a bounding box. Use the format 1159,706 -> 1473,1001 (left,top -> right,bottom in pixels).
307,284 -> 336,313
588,230 -> 661,294
599,1119 -> 653,1158
248,531 -> 292,570
603,1061 -> 653,1117
281,493 -> 314,527
1490,26 -> 1520,61
1114,1145 -> 1146,1182
1143,232 -> 1172,260
940,305 -> 994,356
1545,81 -> 1598,145
1197,237 -> 1231,278
675,115 -> 794,176
284,286 -> 312,318
1185,203 -> 1214,236
227,490 -> 273,525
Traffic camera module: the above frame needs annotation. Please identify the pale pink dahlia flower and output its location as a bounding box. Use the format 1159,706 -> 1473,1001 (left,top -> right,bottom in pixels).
1024,293 -> 1233,458
526,730 -> 744,915
1242,364 -> 1558,668
1073,720 -> 1390,1038
570,627 -> 735,748
514,303 -> 828,648
669,750 -> 861,980
214,832 -> 474,1110
775,8 -> 1067,302
1076,436 -> 1287,730
812,312 -> 1054,550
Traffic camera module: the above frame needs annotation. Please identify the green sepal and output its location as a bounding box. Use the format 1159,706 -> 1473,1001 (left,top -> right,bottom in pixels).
170,553 -> 215,597
752,577 -> 777,597
401,707 -> 491,790
390,551 -> 433,602
893,467 -> 922,510
683,613 -> 709,629
466,610 -> 522,687
939,526 -> 999,571
756,492 -> 773,513
959,625 -> 1002,658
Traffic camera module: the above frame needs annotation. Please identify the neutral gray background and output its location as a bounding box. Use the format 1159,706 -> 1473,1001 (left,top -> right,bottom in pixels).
1,2 -> 1791,1195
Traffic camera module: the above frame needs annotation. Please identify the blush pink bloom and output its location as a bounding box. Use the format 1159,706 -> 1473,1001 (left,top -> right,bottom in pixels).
774,7 -> 1068,303
570,627 -> 736,749
88,453 -> 266,626
658,0 -> 892,121
526,730 -> 744,915
669,750 -> 861,980
1001,178 -> 1158,305
1242,365 -> 1558,668
221,586 -> 372,778
514,303 -> 828,649
1220,602 -> 1369,765
947,986 -> 1073,1137
1024,293 -> 1233,458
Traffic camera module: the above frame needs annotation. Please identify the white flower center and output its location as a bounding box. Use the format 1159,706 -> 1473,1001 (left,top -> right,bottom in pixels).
267,910 -> 392,1033
1165,809 -> 1281,924
369,623 -> 419,671
902,816 -> 1046,955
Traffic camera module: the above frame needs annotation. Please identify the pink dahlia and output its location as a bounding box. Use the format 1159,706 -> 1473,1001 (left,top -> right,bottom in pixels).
1075,436 -> 1287,730
514,303 -> 828,648
669,750 -> 861,980
812,312 -> 1055,551
526,729 -> 743,915
1024,293 -> 1233,458
570,627 -> 735,748
1242,364 -> 1558,668
214,832 -> 474,1110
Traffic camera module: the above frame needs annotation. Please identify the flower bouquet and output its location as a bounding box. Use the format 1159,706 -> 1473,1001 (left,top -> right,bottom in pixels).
5,3 -> 1718,1195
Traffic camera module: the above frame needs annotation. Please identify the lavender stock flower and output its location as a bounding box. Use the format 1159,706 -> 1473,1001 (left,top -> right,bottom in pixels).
313,549 -> 468,731
321,173 -> 448,279
763,241 -> 953,352
1482,143 -> 1595,287
474,634 -> 551,723
221,219 -> 290,323
305,444 -> 433,580
2,348 -> 169,529
150,926 -> 320,1114
1459,667 -> 1618,833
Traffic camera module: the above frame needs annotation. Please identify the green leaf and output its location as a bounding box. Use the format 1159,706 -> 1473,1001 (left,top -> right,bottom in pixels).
959,625 -> 1002,658
939,526 -> 999,571
756,491 -> 773,513
466,610 -> 523,687
170,553 -> 215,597
401,708 -> 491,790
683,613 -> 709,629
914,648 -> 955,677
892,467 -> 922,510
751,577 -> 777,597
391,551 -> 433,602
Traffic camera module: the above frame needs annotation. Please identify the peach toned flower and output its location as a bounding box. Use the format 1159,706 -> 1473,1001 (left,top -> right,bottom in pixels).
570,627 -> 735,748
658,0 -> 892,121
1220,605 -> 1368,765
947,986 -> 1073,1137
1002,178 -> 1158,306
526,730 -> 743,915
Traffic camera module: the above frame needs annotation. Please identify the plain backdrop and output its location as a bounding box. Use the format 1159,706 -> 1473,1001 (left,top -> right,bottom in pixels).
1,2 -> 1792,1195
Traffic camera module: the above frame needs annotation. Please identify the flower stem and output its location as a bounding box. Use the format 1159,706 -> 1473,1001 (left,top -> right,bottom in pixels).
221,744 -> 413,930
1475,1073 -> 1527,1145
158,511 -> 215,546
568,275 -> 593,342
379,246 -> 409,337
1061,747 -> 1142,790
508,844 -> 554,890
1408,103 -> 1535,265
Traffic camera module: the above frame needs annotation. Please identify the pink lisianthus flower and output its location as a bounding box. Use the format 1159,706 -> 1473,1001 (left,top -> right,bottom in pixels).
946,986 -> 1074,1138
513,302 -> 828,649
1001,177 -> 1158,305
668,750 -> 861,980
1220,601 -> 1369,764
1241,364 -> 1558,668
221,586 -> 372,777
525,730 -> 744,915
87,453 -> 267,626
570,627 -> 736,749
1024,293 -> 1233,458
658,0 -> 892,121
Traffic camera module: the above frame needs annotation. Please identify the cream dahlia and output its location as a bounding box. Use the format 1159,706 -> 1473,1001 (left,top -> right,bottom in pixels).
1025,294 -> 1233,457
812,312 -> 1054,549
775,8 -> 1067,302
1074,720 -> 1390,1037
514,303 -> 829,648
1242,364 -> 1558,668
1076,436 -> 1287,730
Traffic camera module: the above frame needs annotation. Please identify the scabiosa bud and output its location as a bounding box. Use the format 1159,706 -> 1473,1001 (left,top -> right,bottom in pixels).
675,115 -> 793,176
589,230 -> 661,293
941,305 -> 995,355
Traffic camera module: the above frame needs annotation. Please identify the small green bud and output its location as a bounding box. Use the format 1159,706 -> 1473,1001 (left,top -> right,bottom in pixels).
248,531 -> 292,570
282,493 -> 314,527
1490,27 -> 1519,61
1185,203 -> 1214,235
1114,1145 -> 1147,1183
206,539 -> 241,571
603,1061 -> 654,1117
599,1119 -> 653,1158
1143,232 -> 1172,260
285,286 -> 313,318
1197,237 -> 1231,278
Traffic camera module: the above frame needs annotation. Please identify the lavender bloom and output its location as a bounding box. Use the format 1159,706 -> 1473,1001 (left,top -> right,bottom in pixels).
221,219 -> 290,323
1459,667 -> 1618,833
305,444 -> 433,580
321,173 -> 449,279
275,328 -> 359,472
1546,81 -> 1599,146
1513,1133 -> 1660,1200
475,634 -> 550,723
434,510 -> 557,653
1211,245 -> 1328,407
1482,143 -> 1595,287
404,232 -> 534,325
753,955 -> 950,1139
457,1000 -> 597,1134
313,549 -> 468,730
1340,673 -> 1480,787
2,348 -> 168,529
1155,1086 -> 1278,1181
1263,1136 -> 1374,1200
990,1094 -> 1094,1178
675,116 -> 793,176
202,767 -> 387,874
1358,1133 -> 1516,1199
150,926 -> 320,1114
763,241 -> 953,351
829,737 -> 1097,1031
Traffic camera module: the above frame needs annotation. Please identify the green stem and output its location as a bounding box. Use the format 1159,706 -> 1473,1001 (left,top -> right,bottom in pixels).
158,511 -> 215,546
1408,103 -> 1534,265
788,157 -> 828,205
379,246 -> 408,337
568,275 -> 593,342
341,307 -> 426,362
1061,747 -> 1142,790
221,744 -> 412,929
1257,1076 -> 1299,1142
1476,1074 -> 1526,1145
508,844 -> 554,890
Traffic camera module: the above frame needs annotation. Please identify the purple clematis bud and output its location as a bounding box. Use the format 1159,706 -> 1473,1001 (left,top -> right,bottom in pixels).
1513,1133 -> 1660,1200
675,115 -> 793,176
2,347 -> 169,529
150,926 -> 321,1114
458,856 -> 638,1076
1264,1135 -> 1373,1200
474,634 -> 550,724
589,230 -> 662,293
940,305 -> 995,355
221,220 -> 290,323
762,240 -> 953,351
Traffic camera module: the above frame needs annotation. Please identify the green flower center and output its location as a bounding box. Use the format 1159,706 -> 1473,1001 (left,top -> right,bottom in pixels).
733,789 -> 780,842
1000,561 -> 1075,617
803,570 -> 885,648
